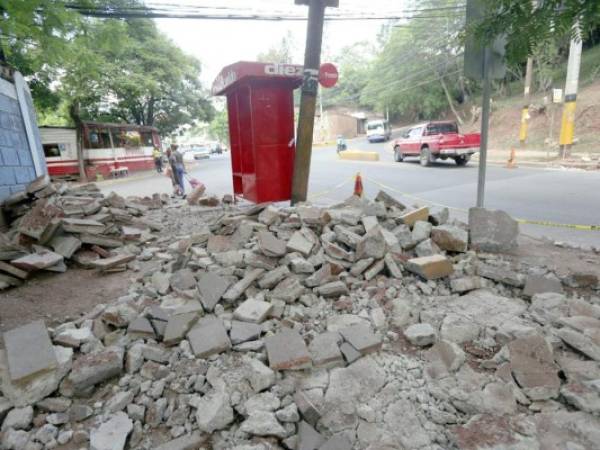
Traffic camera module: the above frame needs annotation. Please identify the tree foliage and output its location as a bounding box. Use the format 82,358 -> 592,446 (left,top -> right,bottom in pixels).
0,0 -> 212,135
257,31 -> 296,64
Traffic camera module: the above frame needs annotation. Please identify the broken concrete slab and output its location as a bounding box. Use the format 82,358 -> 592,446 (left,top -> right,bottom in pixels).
287,230 -> 314,257
89,254 -> 135,271
398,206 -> 429,228
239,411 -> 287,438
79,233 -> 123,248
62,347 -> 123,396
90,412 -> 132,450
195,389 -> 234,433
405,323 -> 436,347
355,226 -> 386,260
61,218 -> 106,234
339,324 -> 382,355
431,225 -> 468,253
3,320 -> 58,382
11,250 -> 64,272
257,231 -> 287,257
428,206 -> 449,226
522,274 -> 564,298
162,313 -> 198,346
265,328 -> 311,370
309,332 -> 344,368
405,254 -> 453,280
0,261 -> 28,279
222,268 -> 265,302
49,235 -> 82,259
229,321 -> 262,345
187,317 -> 231,358
384,253 -> 403,278
270,277 -> 305,303
127,317 -> 155,340
169,268 -> 197,291
152,271 -> 171,295
233,298 -> 273,323
294,390 -> 322,426
197,271 -> 231,311
508,335 -> 560,401
152,432 -> 206,450
258,265 -> 290,289
558,327 -> 600,362
364,259 -> 385,281
206,235 -> 235,254
469,207 -> 519,253
450,276 -> 485,294
315,281 -> 348,297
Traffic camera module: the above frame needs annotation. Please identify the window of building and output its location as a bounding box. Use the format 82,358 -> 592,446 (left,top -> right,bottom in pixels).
43,143 -> 62,158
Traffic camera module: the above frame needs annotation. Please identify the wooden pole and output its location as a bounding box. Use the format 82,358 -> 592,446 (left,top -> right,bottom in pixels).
291,0 -> 327,205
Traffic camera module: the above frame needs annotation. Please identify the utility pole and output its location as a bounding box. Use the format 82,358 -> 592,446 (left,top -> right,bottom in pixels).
476,47 -> 491,208
519,57 -> 533,145
291,0 -> 338,205
559,22 -> 582,158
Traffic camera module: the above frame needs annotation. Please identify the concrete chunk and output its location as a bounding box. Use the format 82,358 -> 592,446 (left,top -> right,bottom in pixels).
230,321 -> 262,345
431,225 -> 468,252
163,313 -> 199,346
49,235 -> 82,259
3,320 -> 58,382
0,261 -> 28,280
405,323 -> 436,347
523,275 -> 564,298
339,324 -> 382,355
399,206 -> 429,228
187,317 -> 231,358
265,328 -> 311,370
61,218 -> 105,234
234,298 -> 273,323
287,230 -> 314,256
64,347 -> 123,395
197,272 -> 231,311
152,432 -> 206,450
309,332 -> 344,368
469,207 -> 519,252
89,254 -> 135,271
258,265 -> 290,289
355,226 -> 386,260
257,231 -> 287,257
90,412 -> 132,450
339,342 -> 361,364
315,281 -> 348,297
222,268 -> 264,302
127,317 -> 155,340
405,254 -> 453,280
11,250 -> 63,272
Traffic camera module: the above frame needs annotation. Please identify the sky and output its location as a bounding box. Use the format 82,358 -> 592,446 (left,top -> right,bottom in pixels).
153,0 -> 410,87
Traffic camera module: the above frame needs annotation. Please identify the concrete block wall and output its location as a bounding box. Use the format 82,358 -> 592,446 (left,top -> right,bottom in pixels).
0,71 -> 46,201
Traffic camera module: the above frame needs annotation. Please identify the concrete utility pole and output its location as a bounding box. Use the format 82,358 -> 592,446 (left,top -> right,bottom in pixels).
559,22 -> 582,158
519,57 -> 533,145
291,0 -> 338,205
476,47 -> 492,208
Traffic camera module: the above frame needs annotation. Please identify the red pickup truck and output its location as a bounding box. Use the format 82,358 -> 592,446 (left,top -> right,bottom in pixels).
393,121 -> 481,167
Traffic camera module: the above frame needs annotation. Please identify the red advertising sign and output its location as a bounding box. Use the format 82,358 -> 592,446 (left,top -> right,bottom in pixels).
319,63 -> 339,88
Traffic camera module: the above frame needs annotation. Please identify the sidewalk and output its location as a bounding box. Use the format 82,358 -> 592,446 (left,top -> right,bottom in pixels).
473,148 -> 600,170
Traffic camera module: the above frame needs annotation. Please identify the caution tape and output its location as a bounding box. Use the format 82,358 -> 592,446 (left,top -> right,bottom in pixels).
514,219 -> 600,232
361,175 -> 600,232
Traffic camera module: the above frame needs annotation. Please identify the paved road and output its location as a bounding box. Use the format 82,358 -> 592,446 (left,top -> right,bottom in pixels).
101,134 -> 600,247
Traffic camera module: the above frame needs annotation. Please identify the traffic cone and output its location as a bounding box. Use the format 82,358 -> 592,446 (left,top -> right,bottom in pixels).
353,172 -> 363,197
506,147 -> 518,168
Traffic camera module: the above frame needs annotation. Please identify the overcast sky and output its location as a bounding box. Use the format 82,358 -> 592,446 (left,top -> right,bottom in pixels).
153,0 -> 409,87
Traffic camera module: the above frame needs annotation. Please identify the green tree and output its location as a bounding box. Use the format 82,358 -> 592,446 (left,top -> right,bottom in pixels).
208,109 -> 229,144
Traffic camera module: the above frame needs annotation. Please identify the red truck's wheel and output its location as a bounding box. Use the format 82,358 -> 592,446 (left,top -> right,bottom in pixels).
455,155 -> 470,166
420,147 -> 432,167
394,147 -> 404,162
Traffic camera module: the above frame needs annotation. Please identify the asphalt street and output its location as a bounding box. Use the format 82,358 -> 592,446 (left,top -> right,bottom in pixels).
101,133 -> 600,247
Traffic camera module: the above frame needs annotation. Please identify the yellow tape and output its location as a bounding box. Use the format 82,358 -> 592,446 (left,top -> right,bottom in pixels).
515,219 -> 600,232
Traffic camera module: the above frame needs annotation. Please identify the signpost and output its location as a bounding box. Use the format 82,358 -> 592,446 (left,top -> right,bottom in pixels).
291,0 -> 339,205
464,0 -> 506,208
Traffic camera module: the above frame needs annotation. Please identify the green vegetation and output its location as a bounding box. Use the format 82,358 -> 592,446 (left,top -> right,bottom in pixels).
0,0 -> 212,135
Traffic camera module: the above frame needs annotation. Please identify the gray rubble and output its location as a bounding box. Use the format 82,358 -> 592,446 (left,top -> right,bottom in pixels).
0,189 -> 599,450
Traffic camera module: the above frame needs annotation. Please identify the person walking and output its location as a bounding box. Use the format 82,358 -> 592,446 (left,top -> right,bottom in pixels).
166,147 -> 181,196
172,144 -> 186,197
152,147 -> 163,173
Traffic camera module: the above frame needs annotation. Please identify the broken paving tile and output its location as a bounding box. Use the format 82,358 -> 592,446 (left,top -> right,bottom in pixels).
3,320 -> 58,382
257,231 -> 286,257
197,272 -> 231,311
80,234 -> 123,248
265,328 -> 311,370
233,298 -> 273,324
49,235 -> 82,259
127,317 -> 155,340
0,261 -> 28,280
398,206 -> 429,228
89,254 -> 135,271
339,324 -> 382,356
61,218 -> 105,234
319,434 -> 352,450
169,268 -> 196,291
339,342 -> 361,364
11,250 -> 64,272
287,230 -> 314,256
315,281 -> 348,297
522,275 -> 564,298
405,254 -> 453,280
309,332 -> 344,368
222,268 -> 265,302
162,313 -> 199,346
229,321 -> 262,345
187,317 -> 231,358
294,391 -> 322,426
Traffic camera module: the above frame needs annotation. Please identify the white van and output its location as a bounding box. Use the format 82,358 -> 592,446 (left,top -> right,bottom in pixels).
366,119 -> 392,143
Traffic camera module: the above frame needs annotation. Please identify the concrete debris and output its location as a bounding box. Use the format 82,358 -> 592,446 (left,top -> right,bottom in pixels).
469,207 -> 519,253
2,189 -> 599,449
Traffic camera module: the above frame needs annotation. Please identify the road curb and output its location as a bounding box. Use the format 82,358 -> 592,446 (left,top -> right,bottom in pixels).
338,150 -> 380,161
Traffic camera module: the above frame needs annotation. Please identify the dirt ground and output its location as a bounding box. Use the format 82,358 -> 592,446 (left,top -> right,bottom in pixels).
0,234 -> 597,339
0,267 -> 134,336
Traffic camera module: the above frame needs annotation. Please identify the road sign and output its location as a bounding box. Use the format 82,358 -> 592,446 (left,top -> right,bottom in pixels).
553,88 -> 563,103
319,63 -> 338,88
464,0 -> 506,81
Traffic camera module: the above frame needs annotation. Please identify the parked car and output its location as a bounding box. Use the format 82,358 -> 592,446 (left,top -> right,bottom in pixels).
393,121 -> 481,167
182,144 -> 210,161
208,142 -> 224,154
366,119 -> 392,143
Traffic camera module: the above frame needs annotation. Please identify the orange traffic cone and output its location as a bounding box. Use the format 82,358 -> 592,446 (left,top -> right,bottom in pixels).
506,148 -> 518,168
354,172 -> 363,197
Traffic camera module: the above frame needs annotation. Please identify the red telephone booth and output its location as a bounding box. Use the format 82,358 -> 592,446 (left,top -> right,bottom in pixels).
212,61 -> 303,203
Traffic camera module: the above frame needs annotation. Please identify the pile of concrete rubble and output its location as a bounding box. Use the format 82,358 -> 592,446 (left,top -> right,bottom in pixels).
1,188 -> 599,450
0,176 -> 166,289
